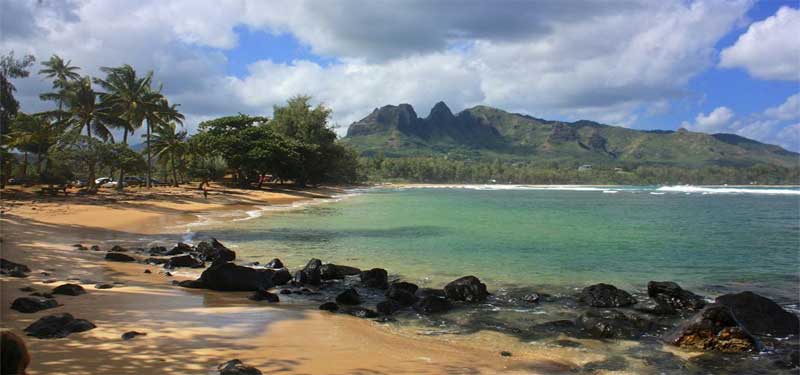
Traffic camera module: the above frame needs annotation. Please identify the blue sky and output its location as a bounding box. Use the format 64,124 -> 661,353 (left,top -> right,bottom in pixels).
3,0 -> 799,150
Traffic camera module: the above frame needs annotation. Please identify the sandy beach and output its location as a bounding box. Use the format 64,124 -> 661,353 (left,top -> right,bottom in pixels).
0,184 -> 598,375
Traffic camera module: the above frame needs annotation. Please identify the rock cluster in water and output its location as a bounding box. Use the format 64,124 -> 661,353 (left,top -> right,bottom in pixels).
66,238 -> 798,368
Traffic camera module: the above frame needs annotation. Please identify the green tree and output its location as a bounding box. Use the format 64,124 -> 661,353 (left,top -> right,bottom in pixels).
150,122 -> 187,186
9,112 -> 62,176
0,52 -> 35,186
94,64 -> 153,190
143,93 -> 184,188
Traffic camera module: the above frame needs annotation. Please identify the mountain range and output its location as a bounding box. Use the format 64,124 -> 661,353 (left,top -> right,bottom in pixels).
343,102 -> 798,168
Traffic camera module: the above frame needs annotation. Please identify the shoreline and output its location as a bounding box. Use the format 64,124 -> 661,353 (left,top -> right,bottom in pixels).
0,184 -> 587,374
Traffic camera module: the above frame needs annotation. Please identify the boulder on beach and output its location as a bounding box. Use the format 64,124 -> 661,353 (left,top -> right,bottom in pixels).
94,284 -> 113,289
319,302 -> 339,312
218,359 -> 262,375
577,309 -> 654,339
377,299 -> 403,315
664,303 -> 758,353
165,254 -> 205,269
293,259 -> 322,286
1,331 -> 30,374
177,280 -> 205,289
444,276 -> 489,303
385,283 -> 418,306
578,283 -> 636,307
198,262 -> 275,291
271,268 -> 292,286
121,331 -> 147,340
715,291 -> 799,337
109,245 -> 127,252
51,283 -> 86,296
647,281 -> 706,314
320,264 -> 361,280
167,242 -> 193,255
265,258 -> 284,269
1,258 -> 31,277
415,288 -> 446,299
11,297 -> 59,313
413,295 -> 452,314
149,246 -> 167,255
24,313 -> 96,339
196,238 -> 236,263
336,288 -> 362,305
105,252 -> 136,262
249,290 -> 279,302
359,268 -> 389,289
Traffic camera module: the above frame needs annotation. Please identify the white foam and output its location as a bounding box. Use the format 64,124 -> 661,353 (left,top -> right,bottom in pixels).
657,185 -> 800,196
396,184 -> 621,192
603,190 -> 619,194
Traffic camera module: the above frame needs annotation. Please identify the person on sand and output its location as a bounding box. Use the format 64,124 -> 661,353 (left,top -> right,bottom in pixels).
203,185 -> 209,199
1,330 -> 30,375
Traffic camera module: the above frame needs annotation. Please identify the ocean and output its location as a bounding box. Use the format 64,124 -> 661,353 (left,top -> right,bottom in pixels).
187,185 -> 800,374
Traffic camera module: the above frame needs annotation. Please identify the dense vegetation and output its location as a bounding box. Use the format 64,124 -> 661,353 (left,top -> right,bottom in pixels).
359,156 -> 800,185
0,51 -> 360,190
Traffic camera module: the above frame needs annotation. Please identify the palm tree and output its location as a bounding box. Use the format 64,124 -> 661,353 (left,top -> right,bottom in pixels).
142,89 -> 184,188
62,77 -> 114,191
150,122 -> 187,187
94,65 -> 153,190
39,55 -> 81,123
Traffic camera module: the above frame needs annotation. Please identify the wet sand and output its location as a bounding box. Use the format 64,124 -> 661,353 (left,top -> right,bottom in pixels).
0,185 -> 596,375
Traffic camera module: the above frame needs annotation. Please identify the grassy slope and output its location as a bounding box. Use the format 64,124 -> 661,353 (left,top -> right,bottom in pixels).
342,105 -> 799,168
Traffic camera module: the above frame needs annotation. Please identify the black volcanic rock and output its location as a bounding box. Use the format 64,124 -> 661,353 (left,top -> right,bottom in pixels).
198,262 -> 275,291
444,276 -> 488,303
664,303 -> 758,353
360,268 -> 389,289
105,252 -> 136,262
11,297 -> 58,313
579,283 -> 636,307
24,313 -> 95,339
647,281 -> 706,314
715,291 -> 799,337
320,264 -> 361,280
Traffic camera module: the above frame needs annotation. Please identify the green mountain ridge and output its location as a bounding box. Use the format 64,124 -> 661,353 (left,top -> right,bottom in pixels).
343,102 -> 799,168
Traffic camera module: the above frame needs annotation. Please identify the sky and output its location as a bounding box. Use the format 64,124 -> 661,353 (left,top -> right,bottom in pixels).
2,0 -> 799,151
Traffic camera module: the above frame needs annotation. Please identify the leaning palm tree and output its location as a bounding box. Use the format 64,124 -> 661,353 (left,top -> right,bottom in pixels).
39,55 -> 81,123
94,65 -> 153,190
150,122 -> 187,187
142,89 -> 184,188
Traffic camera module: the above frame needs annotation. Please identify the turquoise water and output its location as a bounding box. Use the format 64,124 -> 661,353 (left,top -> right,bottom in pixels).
198,185 -> 800,304
190,185 -> 800,373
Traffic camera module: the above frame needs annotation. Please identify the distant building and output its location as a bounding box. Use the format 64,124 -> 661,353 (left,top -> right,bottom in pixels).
578,164 -> 593,172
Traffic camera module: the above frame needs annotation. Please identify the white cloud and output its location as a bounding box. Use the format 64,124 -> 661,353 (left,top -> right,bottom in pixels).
719,6 -> 800,81
682,106 -> 735,133
680,94 -> 800,151
764,93 -> 800,121
2,0 -> 753,137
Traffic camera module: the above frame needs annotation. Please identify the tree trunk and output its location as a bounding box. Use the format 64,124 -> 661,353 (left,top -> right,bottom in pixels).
117,129 -> 127,191
171,153 -> 178,187
86,121 -> 96,193
146,119 -> 151,189
22,152 -> 28,178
